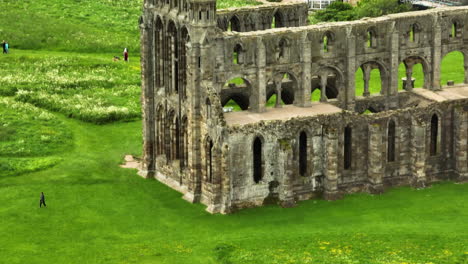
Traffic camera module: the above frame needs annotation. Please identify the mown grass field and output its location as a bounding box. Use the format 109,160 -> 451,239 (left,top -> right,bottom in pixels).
1,0 -> 467,263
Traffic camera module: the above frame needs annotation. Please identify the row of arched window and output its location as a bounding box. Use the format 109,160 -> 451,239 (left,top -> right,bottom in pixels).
230,21 -> 463,64
248,115 -> 440,184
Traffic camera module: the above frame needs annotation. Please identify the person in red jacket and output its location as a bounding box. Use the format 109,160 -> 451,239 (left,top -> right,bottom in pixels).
123,48 -> 129,62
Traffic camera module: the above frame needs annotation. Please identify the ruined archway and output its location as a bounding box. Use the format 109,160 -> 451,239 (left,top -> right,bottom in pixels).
311,66 -> 344,102
266,72 -> 297,108
400,56 -> 430,90
355,61 -> 388,96
221,77 -> 251,111
441,51 -> 465,86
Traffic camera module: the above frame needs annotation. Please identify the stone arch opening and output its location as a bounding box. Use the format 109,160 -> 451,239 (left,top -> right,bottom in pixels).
181,116 -> 188,169
400,57 -> 429,90
388,120 -> 396,162
233,44 -> 243,65
156,105 -> 164,155
344,125 -> 352,170
180,27 -> 190,99
299,131 -> 308,176
253,137 -> 263,184
450,20 -> 462,38
430,114 -> 439,156
409,23 -> 421,43
277,38 -> 290,62
167,20 -> 179,94
206,98 -> 211,119
266,73 -> 297,107
228,15 -> 241,32
206,137 -> 214,183
272,10 -> 284,28
175,116 -> 180,160
356,61 -> 387,96
154,17 -> 164,87
311,67 -> 343,102
222,77 -> 251,111
367,27 -> 377,48
165,110 -> 175,160
441,51 -> 465,86
322,31 -> 334,53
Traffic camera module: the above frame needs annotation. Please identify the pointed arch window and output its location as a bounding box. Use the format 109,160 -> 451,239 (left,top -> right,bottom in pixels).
387,120 -> 396,162
299,131 -> 307,176
253,137 -> 263,183
233,44 -> 243,65
344,126 -> 352,169
430,114 -> 439,156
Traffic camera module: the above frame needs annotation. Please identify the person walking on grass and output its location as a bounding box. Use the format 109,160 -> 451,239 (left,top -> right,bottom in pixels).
39,192 -> 46,208
2,40 -> 6,54
5,41 -> 9,54
123,48 -> 128,62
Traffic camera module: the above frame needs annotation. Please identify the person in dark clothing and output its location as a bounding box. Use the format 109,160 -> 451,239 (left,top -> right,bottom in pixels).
39,192 -> 46,208
2,40 -> 6,54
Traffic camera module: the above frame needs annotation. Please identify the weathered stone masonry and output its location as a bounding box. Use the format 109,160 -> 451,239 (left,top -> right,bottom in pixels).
139,0 -> 468,213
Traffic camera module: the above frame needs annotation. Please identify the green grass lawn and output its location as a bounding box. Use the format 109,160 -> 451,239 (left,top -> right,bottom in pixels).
1,114 -> 467,264
0,50 -> 141,123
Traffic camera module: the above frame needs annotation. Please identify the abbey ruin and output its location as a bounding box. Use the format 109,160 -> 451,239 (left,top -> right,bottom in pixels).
139,0 -> 468,213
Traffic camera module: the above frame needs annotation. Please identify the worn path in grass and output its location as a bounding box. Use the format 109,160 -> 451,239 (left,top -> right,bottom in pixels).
1,111 -> 468,263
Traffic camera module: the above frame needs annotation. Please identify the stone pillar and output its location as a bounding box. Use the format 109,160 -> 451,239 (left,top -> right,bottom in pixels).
405,65 -> 414,91
345,28 -> 356,111
388,25 -> 400,96
275,80 -> 282,108
368,123 -> 384,194
139,19 -> 156,179
279,141 -> 296,207
252,38 -> 266,112
410,118 -> 427,188
363,65 -> 371,97
431,21 -> 442,90
183,43 -> 202,203
219,144 -> 232,214
320,75 -> 327,102
323,127 -> 343,200
464,54 -> 468,84
454,107 -> 468,181
299,34 -> 312,107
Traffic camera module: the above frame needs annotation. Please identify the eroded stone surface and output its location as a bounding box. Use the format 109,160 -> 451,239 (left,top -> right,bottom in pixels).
139,0 -> 468,213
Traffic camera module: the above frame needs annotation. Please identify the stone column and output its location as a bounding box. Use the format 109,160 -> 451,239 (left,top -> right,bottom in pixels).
299,34 -> 312,107
219,144 -> 232,214
388,24 -> 400,96
323,127 -> 343,200
363,65 -> 371,97
252,38 -> 266,112
345,27 -> 356,111
279,141 -> 296,207
275,80 -> 282,108
464,54 -> 468,84
431,20 -> 442,90
454,107 -> 468,181
368,123 -> 384,194
405,65 -> 413,91
320,75 -> 327,102
410,118 -> 427,188
139,19 -> 156,179
183,43 -> 202,203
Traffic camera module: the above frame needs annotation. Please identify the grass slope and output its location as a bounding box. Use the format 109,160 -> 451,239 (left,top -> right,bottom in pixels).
0,0 -> 261,53
0,117 -> 467,264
